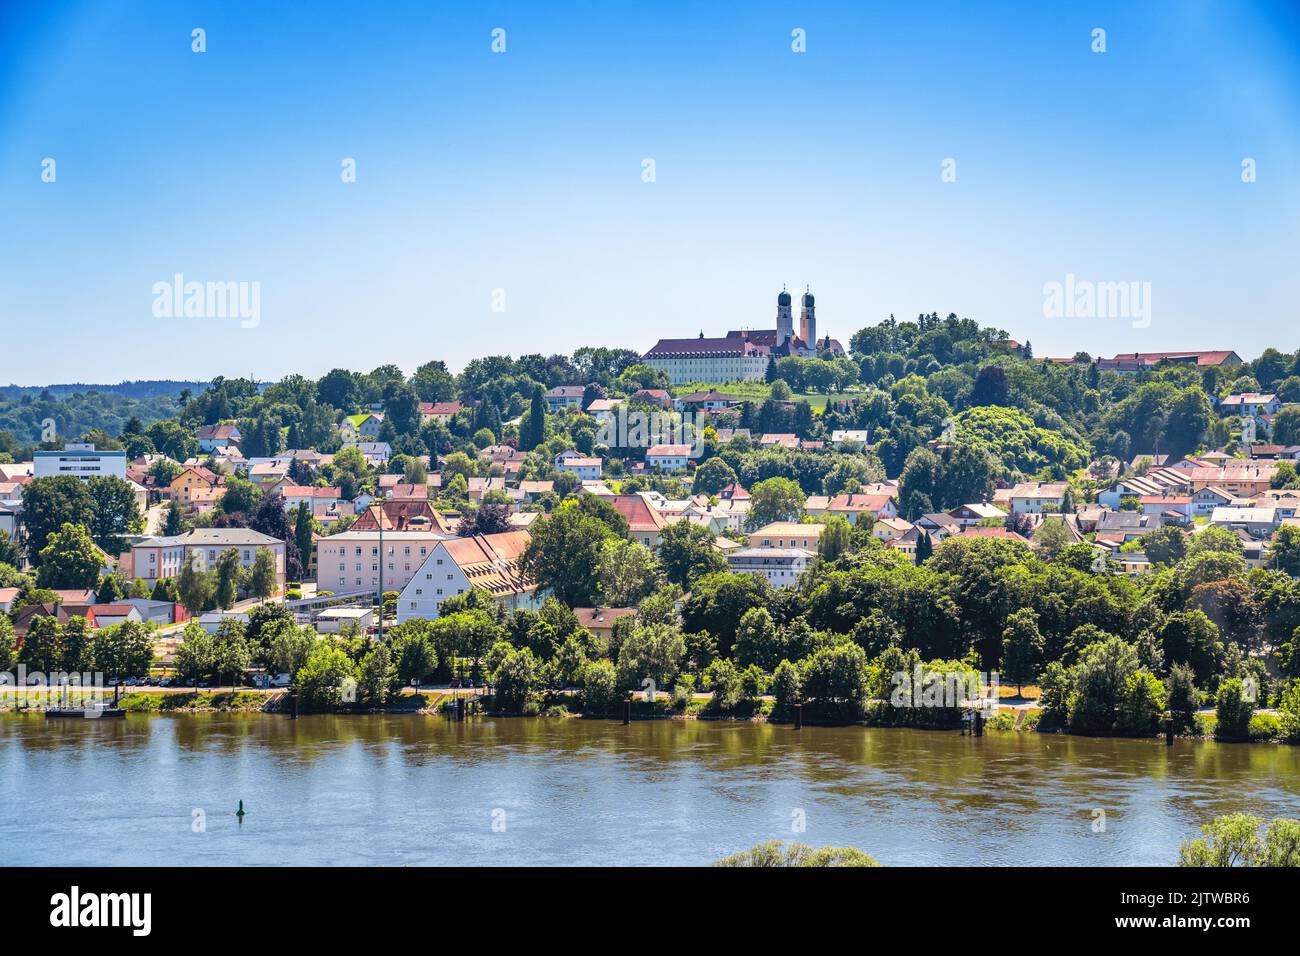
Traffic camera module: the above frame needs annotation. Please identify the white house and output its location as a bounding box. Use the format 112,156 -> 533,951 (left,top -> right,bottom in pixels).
545,386 -> 585,412
645,444 -> 692,471
197,424 -> 242,452
1209,506 -> 1280,539
830,429 -> 869,448
554,451 -> 603,481
1221,393 -> 1281,418
396,531 -> 539,622
1009,481 -> 1068,515
725,547 -> 815,587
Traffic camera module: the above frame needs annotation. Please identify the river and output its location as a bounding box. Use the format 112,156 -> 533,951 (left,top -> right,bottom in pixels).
3,713 -> 1299,866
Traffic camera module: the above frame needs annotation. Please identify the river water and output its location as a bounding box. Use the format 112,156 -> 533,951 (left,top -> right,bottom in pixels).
3,713 -> 1299,866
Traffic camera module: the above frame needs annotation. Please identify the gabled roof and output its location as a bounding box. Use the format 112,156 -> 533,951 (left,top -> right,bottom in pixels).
609,494 -> 667,532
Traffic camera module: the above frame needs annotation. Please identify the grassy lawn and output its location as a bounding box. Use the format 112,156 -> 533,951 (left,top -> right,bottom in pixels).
119,691 -> 268,712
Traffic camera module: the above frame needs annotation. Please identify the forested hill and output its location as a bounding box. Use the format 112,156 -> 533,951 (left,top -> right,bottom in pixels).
0,380 -> 206,400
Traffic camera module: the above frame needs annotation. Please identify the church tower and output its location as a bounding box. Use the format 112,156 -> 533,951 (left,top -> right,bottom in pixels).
799,287 -> 816,352
775,286 -> 793,344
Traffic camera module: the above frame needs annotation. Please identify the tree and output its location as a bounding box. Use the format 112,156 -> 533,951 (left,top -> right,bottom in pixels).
176,553 -> 213,615
1000,608 -> 1044,695
1214,677 -> 1254,740
163,499 -> 186,536
214,547 -> 243,609
615,620 -> 686,692
817,517 -> 852,563
597,538 -> 662,607
1272,525 -> 1300,576
295,643 -> 359,710
85,476 -> 144,554
96,573 -> 123,604
172,624 -> 215,686
458,503 -> 513,537
19,616 -> 63,672
359,642 -> 399,706
914,531 -> 933,564
733,607 -> 780,670
581,659 -> 619,714
771,659 -> 802,716
801,642 -> 870,720
214,629 -> 252,687
20,476 -> 94,563
250,548 -> 278,602
36,523 -> 104,590
692,458 -> 737,495
293,502 -> 314,576
1166,662 -> 1199,733
1178,814 -> 1300,867
94,620 -> 154,678
492,644 -> 540,711
268,625 -> 317,678
519,503 -> 616,607
1140,525 -> 1187,566
1032,518 -> 1072,561
521,385 -> 546,451
746,476 -> 806,530
1157,610 -> 1223,686
656,520 -> 726,589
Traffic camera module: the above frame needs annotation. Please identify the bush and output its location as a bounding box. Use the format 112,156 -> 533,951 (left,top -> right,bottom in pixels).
1215,678 -> 1254,741
985,711 -> 1017,732
581,659 -> 619,715
1249,712 -> 1283,742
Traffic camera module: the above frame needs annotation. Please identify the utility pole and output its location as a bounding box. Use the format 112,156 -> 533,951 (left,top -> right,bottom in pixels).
378,512 -> 385,643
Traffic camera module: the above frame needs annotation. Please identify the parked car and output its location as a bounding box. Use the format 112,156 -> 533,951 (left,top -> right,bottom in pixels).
268,673 -> 291,688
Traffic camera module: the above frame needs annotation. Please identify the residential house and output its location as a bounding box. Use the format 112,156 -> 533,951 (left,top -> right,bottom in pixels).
672,389 -> 743,413
396,531 -> 538,623
646,444 -> 692,471
169,466 -> 222,508
1009,481 -> 1068,515
609,494 -> 668,548
748,522 -> 824,551
120,528 -> 287,593
1221,392 -> 1281,418
418,401 -> 463,424
554,451 -> 603,481
1209,506 -> 1280,539
353,500 -> 452,534
726,547 -> 815,587
339,413 -> 384,442
830,429 -> 869,448
545,386 -> 586,412
573,607 -> 638,642
825,492 -> 897,524
948,502 -> 1006,528
196,424 -> 242,452
85,604 -> 144,629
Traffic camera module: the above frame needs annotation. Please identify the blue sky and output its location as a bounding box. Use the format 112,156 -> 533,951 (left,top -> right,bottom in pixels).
1,0 -> 1298,384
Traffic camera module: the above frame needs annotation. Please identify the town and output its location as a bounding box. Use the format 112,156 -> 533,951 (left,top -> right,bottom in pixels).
2,298 -> 1300,746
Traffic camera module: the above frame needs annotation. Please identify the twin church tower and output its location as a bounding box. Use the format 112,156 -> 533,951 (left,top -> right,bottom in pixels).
776,286 -> 816,351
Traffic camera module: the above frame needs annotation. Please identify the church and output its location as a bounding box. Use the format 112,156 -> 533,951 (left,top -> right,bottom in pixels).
642,287 -> 846,385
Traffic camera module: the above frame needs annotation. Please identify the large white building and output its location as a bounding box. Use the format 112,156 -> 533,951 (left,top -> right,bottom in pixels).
396,531 -> 539,623
33,442 -> 127,480
642,288 -> 843,385
119,528 -> 287,593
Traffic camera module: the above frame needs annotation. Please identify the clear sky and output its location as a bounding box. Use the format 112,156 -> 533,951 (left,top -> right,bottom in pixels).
1,0 -> 1298,385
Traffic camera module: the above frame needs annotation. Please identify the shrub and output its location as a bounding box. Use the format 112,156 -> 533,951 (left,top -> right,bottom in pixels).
1215,678 -> 1254,741
1249,712 -> 1283,742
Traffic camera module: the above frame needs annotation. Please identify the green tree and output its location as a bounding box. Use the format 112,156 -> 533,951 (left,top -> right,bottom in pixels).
295,643 -> 359,710
692,457 -> 737,495
597,538 -> 662,607
1000,607 -> 1044,695
492,644 -> 540,711
1177,814 -> 1300,867
36,523 -> 104,590
746,477 -> 806,530
85,475 -> 144,554
214,547 -> 243,609
656,520 -> 726,588
519,502 -> 616,607
250,548 -> 278,601
1214,677 -> 1254,741
19,476 -> 94,564
817,516 -> 853,563
176,553 -> 213,615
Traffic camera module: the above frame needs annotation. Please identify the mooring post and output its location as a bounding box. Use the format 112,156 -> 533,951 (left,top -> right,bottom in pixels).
794,702 -> 803,730
456,696 -> 466,721
1165,715 -> 1174,746
623,697 -> 632,725
291,692 -> 299,719
113,684 -> 119,707
973,711 -> 983,737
